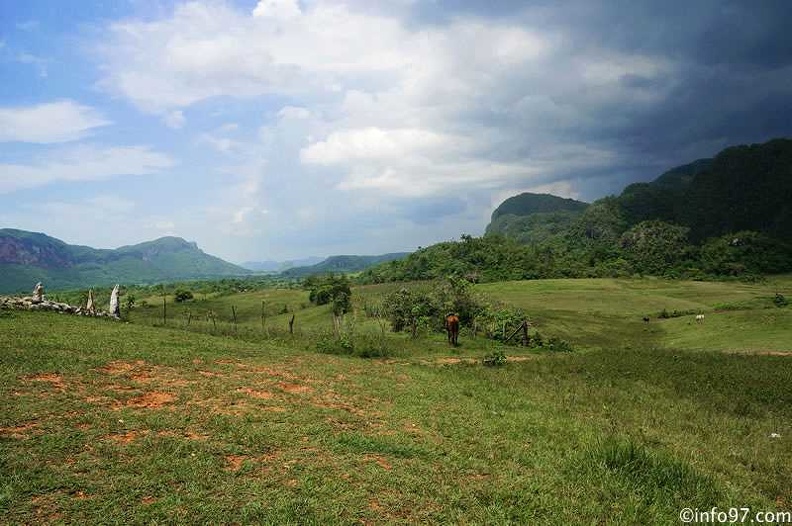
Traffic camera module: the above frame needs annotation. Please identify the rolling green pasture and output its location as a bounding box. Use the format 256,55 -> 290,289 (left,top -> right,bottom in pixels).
479,276 -> 792,352
1,277 -> 791,523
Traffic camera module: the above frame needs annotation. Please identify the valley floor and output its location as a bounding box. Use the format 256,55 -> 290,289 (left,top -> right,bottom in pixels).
1,285 -> 790,524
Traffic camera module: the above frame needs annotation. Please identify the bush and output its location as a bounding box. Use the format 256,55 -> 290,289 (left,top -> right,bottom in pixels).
482,350 -> 507,366
305,275 -> 352,312
174,289 -> 194,303
315,333 -> 393,359
545,337 -> 574,353
774,293 -> 788,308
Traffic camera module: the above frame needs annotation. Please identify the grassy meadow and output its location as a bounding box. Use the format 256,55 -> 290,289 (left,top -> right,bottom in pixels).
1,276 -> 791,524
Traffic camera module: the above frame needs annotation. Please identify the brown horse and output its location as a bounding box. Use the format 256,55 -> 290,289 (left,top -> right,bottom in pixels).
445,313 -> 460,345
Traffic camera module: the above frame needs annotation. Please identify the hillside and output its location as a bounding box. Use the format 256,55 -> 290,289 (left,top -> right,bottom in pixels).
617,142 -> 792,242
0,229 -> 250,293
488,138 -> 792,244
486,193 -> 589,244
366,138 -> 792,283
240,257 -> 324,273
489,192 -> 588,222
282,253 -> 410,278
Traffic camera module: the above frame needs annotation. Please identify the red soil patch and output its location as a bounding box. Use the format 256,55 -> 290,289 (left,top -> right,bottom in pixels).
122,391 -> 176,409
0,422 -> 39,439
225,455 -> 248,472
365,454 -> 392,470
25,373 -> 66,390
105,430 -> 148,444
72,491 -> 90,500
155,430 -> 208,441
277,382 -> 313,394
98,360 -> 146,375
251,366 -> 300,380
141,496 -> 157,505
237,387 -> 275,400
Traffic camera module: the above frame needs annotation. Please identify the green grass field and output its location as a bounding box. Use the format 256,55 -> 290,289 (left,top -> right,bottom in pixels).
1,277 -> 791,524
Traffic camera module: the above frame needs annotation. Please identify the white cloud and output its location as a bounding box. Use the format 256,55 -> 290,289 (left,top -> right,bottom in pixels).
162,110 -> 186,129
0,100 -> 110,143
300,127 -> 459,165
0,145 -> 175,194
88,0 -> 686,250
252,0 -> 301,20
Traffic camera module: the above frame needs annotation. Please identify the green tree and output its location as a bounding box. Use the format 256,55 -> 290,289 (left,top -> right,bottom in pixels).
620,220 -> 694,276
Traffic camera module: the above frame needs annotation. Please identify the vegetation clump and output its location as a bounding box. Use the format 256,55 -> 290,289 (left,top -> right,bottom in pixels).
482,349 -> 507,366
774,292 -> 788,308
174,289 -> 194,302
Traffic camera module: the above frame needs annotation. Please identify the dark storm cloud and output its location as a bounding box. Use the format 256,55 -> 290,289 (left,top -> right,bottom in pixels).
407,0 -> 792,200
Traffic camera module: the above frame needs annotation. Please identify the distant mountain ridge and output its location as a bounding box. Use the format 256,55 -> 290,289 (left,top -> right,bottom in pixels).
240,256 -> 324,273
0,229 -> 250,293
363,137 -> 792,283
487,138 -> 792,244
281,253 -> 410,278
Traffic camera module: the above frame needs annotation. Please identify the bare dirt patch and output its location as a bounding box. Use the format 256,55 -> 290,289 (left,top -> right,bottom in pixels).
98,360 -> 146,375
25,373 -> 66,390
0,422 -> 39,439
121,391 -> 176,409
365,454 -> 393,471
225,455 -> 248,472
155,430 -> 208,441
214,359 -> 240,365
278,382 -> 313,394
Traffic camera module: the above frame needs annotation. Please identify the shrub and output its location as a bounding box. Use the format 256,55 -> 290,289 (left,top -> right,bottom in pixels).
315,333 -> 393,359
774,293 -> 788,308
482,350 -> 507,366
174,289 -> 194,303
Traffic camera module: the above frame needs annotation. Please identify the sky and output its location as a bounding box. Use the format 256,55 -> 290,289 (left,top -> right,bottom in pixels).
1,0 -> 791,263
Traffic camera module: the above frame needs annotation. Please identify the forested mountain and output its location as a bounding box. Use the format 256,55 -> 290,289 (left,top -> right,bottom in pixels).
490,193 -> 589,222
0,229 -> 250,293
362,138 -> 792,283
486,193 -> 589,245
282,253 -> 410,278
618,139 -> 791,242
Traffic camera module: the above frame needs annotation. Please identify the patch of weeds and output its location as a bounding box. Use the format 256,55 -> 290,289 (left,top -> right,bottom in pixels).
315,334 -> 355,356
544,337 -> 574,353
774,293 -> 788,308
315,333 -> 393,359
658,308 -> 698,319
482,350 -> 507,367
582,437 -> 721,506
527,331 -> 574,353
334,433 -> 426,459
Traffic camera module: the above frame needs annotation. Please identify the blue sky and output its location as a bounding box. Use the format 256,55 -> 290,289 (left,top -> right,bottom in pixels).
1,0 -> 791,263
